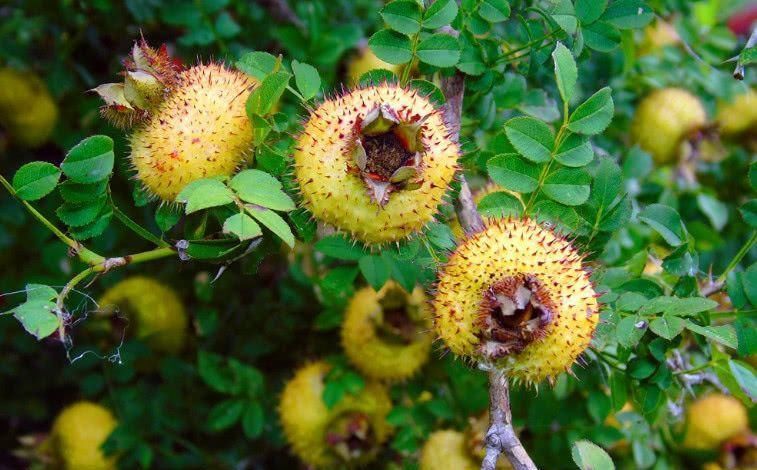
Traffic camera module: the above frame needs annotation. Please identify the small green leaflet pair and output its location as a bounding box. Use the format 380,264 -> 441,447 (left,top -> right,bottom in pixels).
175,169 -> 296,247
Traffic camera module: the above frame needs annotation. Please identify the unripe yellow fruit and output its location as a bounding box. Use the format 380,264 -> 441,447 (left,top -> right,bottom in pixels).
278,361 -> 393,468
638,20 -> 679,56
420,430 -> 479,470
716,88 -> 757,136
294,83 -> 459,244
433,218 -> 598,385
682,394 -> 748,451
346,47 -> 403,86
631,88 -> 707,164
98,276 -> 188,354
129,63 -> 256,201
341,282 -> 433,380
48,401 -> 117,470
0,68 -> 58,148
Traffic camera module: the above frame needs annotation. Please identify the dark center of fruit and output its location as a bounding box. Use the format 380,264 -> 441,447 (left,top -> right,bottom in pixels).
362,131 -> 414,180
476,274 -> 554,360
326,412 -> 376,463
375,287 -> 421,345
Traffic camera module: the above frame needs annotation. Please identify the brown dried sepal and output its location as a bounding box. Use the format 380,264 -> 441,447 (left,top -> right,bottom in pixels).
348,104 -> 427,206
476,274 -> 555,360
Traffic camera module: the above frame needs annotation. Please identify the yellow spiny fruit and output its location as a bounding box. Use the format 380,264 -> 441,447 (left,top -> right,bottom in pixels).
341,281 -> 433,381
98,276 -> 188,354
716,88 -> 757,136
638,20 -> 679,56
631,88 -> 707,164
346,46 -> 403,86
420,430 -> 478,470
129,63 -> 256,201
48,401 -> 117,470
278,361 -> 393,468
433,218 -> 599,385
0,68 -> 58,148
682,394 -> 748,451
293,83 -> 459,244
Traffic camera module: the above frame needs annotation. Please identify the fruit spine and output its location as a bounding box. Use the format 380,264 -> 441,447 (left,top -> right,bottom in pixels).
341,282 -> 433,380
278,361 -> 392,468
293,82 -> 459,244
433,218 -> 599,385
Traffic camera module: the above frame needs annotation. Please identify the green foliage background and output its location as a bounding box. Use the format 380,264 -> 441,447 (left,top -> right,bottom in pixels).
0,0 -> 755,469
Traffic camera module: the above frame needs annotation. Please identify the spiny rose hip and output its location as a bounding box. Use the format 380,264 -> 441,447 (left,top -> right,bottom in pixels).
631,87 -> 706,164
0,68 -> 59,148
278,361 -> 392,468
98,276 -> 187,354
46,401 -> 117,470
341,281 -> 433,381
129,63 -> 256,201
433,218 -> 599,385
682,394 -> 748,451
293,83 -> 459,244
716,88 -> 757,137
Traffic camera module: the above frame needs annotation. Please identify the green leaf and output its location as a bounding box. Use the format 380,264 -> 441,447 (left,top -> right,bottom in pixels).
242,402 -> 265,439
602,0 -> 654,29
572,440 -> 615,470
555,134 -> 594,167
487,153 -> 539,193
223,213 -> 263,241
583,21 -> 621,52
478,0 -> 510,23
744,263 -> 757,306
543,168 -> 591,206
685,321 -> 738,349
229,169 -> 294,211
368,29 -> 413,65
359,255 -> 391,291
638,204 -> 687,247
358,69 -> 399,86
236,51 -> 278,80
649,315 -> 684,340
616,315 -> 646,348
568,87 -> 614,135
426,221 -> 456,250
14,299 -> 60,340
69,207 -> 112,240
215,11 -> 241,38
176,179 -> 235,214
291,61 -> 321,101
12,162 -> 61,201
696,193 -> 728,231
628,358 -> 656,379
381,0 -> 422,35
155,204 -> 182,232
590,158 -> 622,208
207,399 -> 245,432
503,116 -> 554,163
478,191 -> 522,218
61,135 -> 115,184
575,0 -> 607,24
56,196 -> 107,227
198,351 -> 236,394
552,42 -> 577,103
58,180 -> 107,204
423,0 -> 458,29
739,200 -> 757,227
247,206 -> 295,247
314,235 -> 367,260
416,34 -> 461,68
246,71 -> 291,116
729,360 -> 757,402
409,79 -> 445,105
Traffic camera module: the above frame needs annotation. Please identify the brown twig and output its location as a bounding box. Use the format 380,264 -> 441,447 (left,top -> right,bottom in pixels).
436,17 -> 536,470
255,0 -> 305,30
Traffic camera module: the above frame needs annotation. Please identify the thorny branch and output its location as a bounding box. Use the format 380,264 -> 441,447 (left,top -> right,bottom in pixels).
436,18 -> 536,470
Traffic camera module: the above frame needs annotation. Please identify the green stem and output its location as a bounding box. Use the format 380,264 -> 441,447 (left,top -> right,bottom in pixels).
717,230 -> 757,284
495,30 -> 562,64
674,361 -> 713,376
111,201 -> 169,247
401,33 -> 420,86
0,174 -> 105,265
